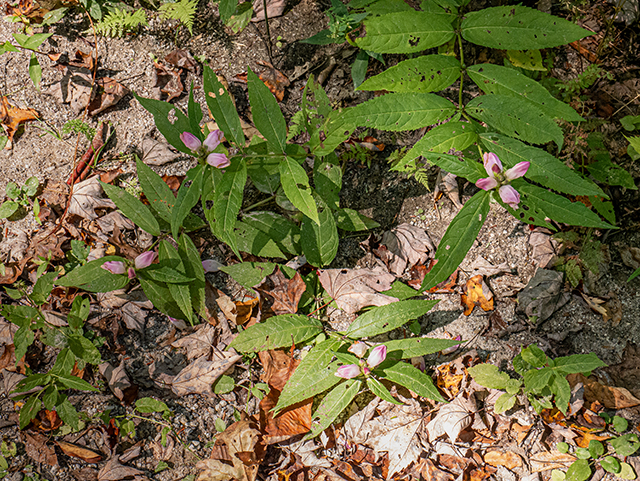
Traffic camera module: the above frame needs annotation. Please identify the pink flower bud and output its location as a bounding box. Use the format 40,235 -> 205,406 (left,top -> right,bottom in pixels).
504,161 -> 530,181
128,267 -> 136,279
367,345 -> 387,368
440,335 -> 462,355
134,251 -> 157,270
348,341 -> 368,358
335,364 -> 361,379
202,259 -> 222,273
180,132 -> 202,152
101,261 -> 126,275
206,152 -> 230,169
476,177 -> 498,191
203,130 -> 223,151
483,152 -> 502,176
499,185 -> 521,209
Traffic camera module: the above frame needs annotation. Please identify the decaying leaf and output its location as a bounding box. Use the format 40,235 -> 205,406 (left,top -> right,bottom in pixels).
164,49 -> 199,73
529,451 -> 576,473
426,393 -> 476,443
528,228 -> 559,268
140,134 -> 180,166
581,292 -> 623,325
44,66 -> 93,115
317,267 -> 397,315
171,323 -> 216,361
567,373 -> 640,409
256,60 -> 290,102
68,176 -> 116,220
56,440 -> 103,463
434,171 -> 462,209
416,458 -> 455,481
152,432 -> 174,461
0,95 -> 39,146
97,456 -> 145,481
380,224 -> 435,276
30,409 -> 63,432
408,261 -> 458,293
99,359 -> 131,401
620,245 -> 640,270
251,0 -> 286,22
196,415 -> 264,481
517,269 -> 571,322
88,77 -> 130,116
461,275 -> 494,316
483,450 -> 522,470
152,61 -> 183,101
468,257 -> 511,278
24,432 -> 58,466
171,348 -> 241,396
257,267 -> 306,315
216,290 -> 259,326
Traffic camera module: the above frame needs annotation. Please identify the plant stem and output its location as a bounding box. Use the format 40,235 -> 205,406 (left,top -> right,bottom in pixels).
262,0 -> 273,59
457,33 -> 465,110
243,194 -> 275,212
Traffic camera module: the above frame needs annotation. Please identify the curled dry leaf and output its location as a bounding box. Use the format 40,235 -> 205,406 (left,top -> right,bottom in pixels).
0,95 -> 39,146
434,171 -> 463,209
44,66 -> 93,115
164,49 -> 200,73
56,440 -> 103,463
620,245 -> 640,270
256,61 -> 290,102
468,257 -> 511,278
381,223 -> 435,276
517,268 -> 571,322
68,176 -> 116,221
529,228 -> 559,268
317,267 -> 397,315
483,451 -> 522,470
24,432 -> 58,466
152,61 -> 183,102
171,323 -> 216,361
461,275 -> 494,316
257,267 -> 306,315
171,348 -> 241,396
567,373 -> 640,409
425,393 -> 476,443
99,359 -> 131,401
152,432 -> 174,461
88,77 -> 130,116
97,456 -> 144,481
529,451 -> 576,473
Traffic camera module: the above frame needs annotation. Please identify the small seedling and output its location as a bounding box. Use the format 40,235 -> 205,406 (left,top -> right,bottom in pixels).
0,177 -> 40,221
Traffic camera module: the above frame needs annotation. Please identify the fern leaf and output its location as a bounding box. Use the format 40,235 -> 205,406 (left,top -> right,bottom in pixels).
286,110 -> 305,141
94,8 -> 148,37
159,0 -> 198,34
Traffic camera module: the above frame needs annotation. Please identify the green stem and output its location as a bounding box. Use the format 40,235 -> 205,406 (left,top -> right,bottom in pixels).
457,32 -> 465,110
242,194 -> 276,212
262,0 -> 273,59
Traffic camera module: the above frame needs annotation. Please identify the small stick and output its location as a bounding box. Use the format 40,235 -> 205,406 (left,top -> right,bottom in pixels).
66,122 -> 109,185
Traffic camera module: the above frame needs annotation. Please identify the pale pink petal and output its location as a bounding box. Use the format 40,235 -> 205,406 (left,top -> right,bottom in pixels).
335,364 -> 361,379
101,261 -> 126,275
348,341 -> 368,358
504,161 -> 530,181
168,317 -> 188,330
206,153 -> 230,168
134,251 -> 157,269
483,152 -> 502,177
180,132 -> 201,152
441,335 -> 462,355
128,267 -> 136,279
203,130 -> 224,151
411,356 -> 426,372
367,345 -> 387,368
499,185 -> 521,209
475,177 -> 498,191
202,259 -> 222,273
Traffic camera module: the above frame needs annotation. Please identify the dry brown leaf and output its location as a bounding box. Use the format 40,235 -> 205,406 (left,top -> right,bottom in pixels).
88,77 -> 130,116
381,223 -> 435,276
251,0 -> 286,22
56,440 -> 103,463
317,267 -> 397,315
257,267 -> 306,315
483,451 -> 522,470
461,275 -> 494,316
171,349 -> 241,396
574,431 -> 610,448
468,257 -> 511,278
528,228 -> 559,268
256,60 -> 290,102
44,66 -> 93,115
24,432 -> 58,466
196,415 -> 264,481
0,95 -> 39,146
140,134 -> 181,166
530,451 -> 576,472
68,176 -> 116,220
426,393 -> 476,443
97,456 -> 145,481
567,373 -> 640,409
164,49 -> 199,73
171,323 -> 216,361
408,261 -> 459,293
466,465 -> 497,481
152,432 -> 174,461
152,61 -> 183,101
99,359 -> 131,401
517,268 -> 571,322
30,409 -> 63,432
417,458 -> 455,481
434,171 -> 462,209
620,245 -> 640,270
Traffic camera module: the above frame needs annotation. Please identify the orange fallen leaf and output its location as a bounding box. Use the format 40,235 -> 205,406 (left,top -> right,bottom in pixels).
465,465 -> 497,481
574,431 -> 610,448
257,267 -> 306,315
257,60 -> 290,102
30,409 -> 63,432
461,275 -> 493,316
484,451 -> 522,470
55,440 -> 103,463
0,96 -> 38,146
567,373 -> 640,409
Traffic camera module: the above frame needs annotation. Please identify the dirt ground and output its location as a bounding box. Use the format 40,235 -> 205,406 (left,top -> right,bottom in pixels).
0,0 -> 640,480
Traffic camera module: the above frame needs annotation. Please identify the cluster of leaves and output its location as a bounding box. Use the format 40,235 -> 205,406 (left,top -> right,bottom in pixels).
468,344 -> 606,415
555,64 -> 614,102
0,33 -> 52,91
553,230 -> 608,287
0,177 -> 40,221
93,7 -> 148,37
554,416 -> 638,481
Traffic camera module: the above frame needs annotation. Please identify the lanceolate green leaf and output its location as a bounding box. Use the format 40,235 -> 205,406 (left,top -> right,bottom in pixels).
300,201 -> 339,267
178,233 -> 206,317
219,262 -> 275,290
467,94 -> 564,149
133,93 -> 192,155
509,181 -> 615,229
367,376 -> 403,405
188,83 -> 204,141
420,152 -> 486,183
136,157 -> 176,222
279,157 -> 319,224
159,241 -> 192,322
359,55 -> 461,93
378,361 -> 445,402
212,158 -> 247,256
233,221 -> 286,258
356,11 -> 455,54
461,6 -> 592,50
344,300 -> 438,338
421,190 -> 490,291
247,68 -> 287,153
275,339 -> 343,413
480,134 -> 604,197
100,182 -> 161,236
468,63 -> 583,122
203,65 -> 245,146
385,337 -> 460,360
137,275 -> 184,319
56,257 -> 130,292
552,353 -> 606,374
171,165 -> 204,240
335,208 -> 380,231
404,121 -> 477,161
229,315 -> 323,352
307,378 -> 362,439
242,211 -> 301,255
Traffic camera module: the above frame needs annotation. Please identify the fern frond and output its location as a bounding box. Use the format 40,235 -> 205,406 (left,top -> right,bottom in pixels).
414,169 -> 430,189
159,0 -> 198,34
286,110 -> 305,141
94,8 -> 148,37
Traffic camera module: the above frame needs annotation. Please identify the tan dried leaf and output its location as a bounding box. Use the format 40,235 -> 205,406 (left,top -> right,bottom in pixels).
24,432 -> 58,466
56,440 -> 103,463
68,176 -> 116,220
171,324 -> 216,361
99,359 -> 131,401
97,457 -> 145,481
425,393 -> 475,443
530,451 -> 576,473
171,349 -> 241,397
381,223 -> 435,276
484,450 -> 522,470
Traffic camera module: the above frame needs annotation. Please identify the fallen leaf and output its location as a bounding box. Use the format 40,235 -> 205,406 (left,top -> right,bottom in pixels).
317,267 -> 397,315
99,359 -> 131,401
434,171 -> 463,209
152,432 -> 174,461
44,66 -> 93,115
66,50 -> 95,70
56,440 -> 103,463
345,134 -> 384,152
251,0 -> 286,22
171,324 -> 216,361
68,176 -> 116,220
171,349 -> 241,396
483,451 -> 522,470
517,268 -> 571,322
164,49 -> 199,73
468,257 -> 511,278
71,467 -> 99,481
426,393 -> 476,443
529,228 -> 559,268
529,451 -> 576,472
24,432 -> 58,466
465,465 -> 497,481
620,245 -> 640,270
0,95 -> 39,146
567,373 -> 640,409
574,431 -> 610,448
88,77 -> 130,116
380,223 -> 435,276
30,409 -> 63,432
140,134 -> 181,166
416,458 -> 455,481
97,456 -> 144,481
152,61 -> 183,101
256,60 -> 290,102
408,261 -> 459,293
257,267 -> 306,315
461,275 -> 494,316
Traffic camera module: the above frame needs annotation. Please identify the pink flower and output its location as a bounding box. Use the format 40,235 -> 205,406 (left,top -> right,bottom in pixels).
128,267 -> 136,279
335,364 -> 361,379
203,130 -> 224,151
441,335 -> 462,355
367,345 -> 387,369
101,261 -> 126,275
181,130 -> 229,168
206,153 -> 230,168
475,153 -> 529,210
180,132 -> 202,152
202,259 -> 222,273
348,341 -> 368,359
134,251 -> 157,269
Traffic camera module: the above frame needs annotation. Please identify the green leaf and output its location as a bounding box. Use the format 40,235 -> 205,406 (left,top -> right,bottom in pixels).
143,265 -> 194,283
12,32 -> 53,51
523,367 -> 553,393
306,379 -> 362,439
621,115 -> 640,131
232,221 -> 287,258
467,95 -> 563,149
589,195 -> 616,225
30,272 -> 57,305
279,157 -> 319,224
137,275 -> 184,319
355,11 -> 454,54
377,361 -> 444,402
618,462 -> 636,480
404,121 -> 477,162
335,208 -> 380,231
219,0 -> 237,23
385,337 -> 460,359
42,386 -> 57,411
211,159 -> 246,256
219,262 -> 275,290
467,363 -> 511,390
557,442 -> 569,454
172,165 -> 204,240
57,374 -> 99,392
629,267 -> 640,283
613,415 -> 629,433
521,344 -> 548,367
421,190 -> 490,290
601,456 -> 622,474
14,327 -> 34,366
100,182 -> 161,236
67,295 -> 90,330
247,68 -> 286,153
479,134 -> 603,197
586,159 -> 637,190
351,50 -> 369,89
19,396 -> 41,429
0,201 -> 19,219
575,448 -> 591,460
56,257 -> 130,292
213,375 -> 236,394
159,241 -> 192,323
588,440 -> 605,459
549,372 -> 571,414
275,339 -> 343,413
188,83 -> 204,138
136,157 -> 175,222
468,64 -> 582,122
367,376 -> 403,404
204,65 -> 245,146
67,335 -> 101,365
461,5 -> 592,50
506,49 -> 546,71
510,181 -> 615,230
344,300 -> 438,338
564,459 -> 591,481
421,152 -> 486,183
230,315 -> 323,352
242,211 -> 301,255
314,159 -> 342,211
226,2 -> 253,34
359,54 -> 461,93
51,348 -> 75,376
611,434 -> 640,457
28,53 -> 42,91
246,153 -> 280,194
300,201 -> 339,267
494,392 -> 517,413
552,353 -> 606,374
178,233 -> 207,317
136,397 -> 170,414
300,28 -> 338,45
133,93 -> 192,154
